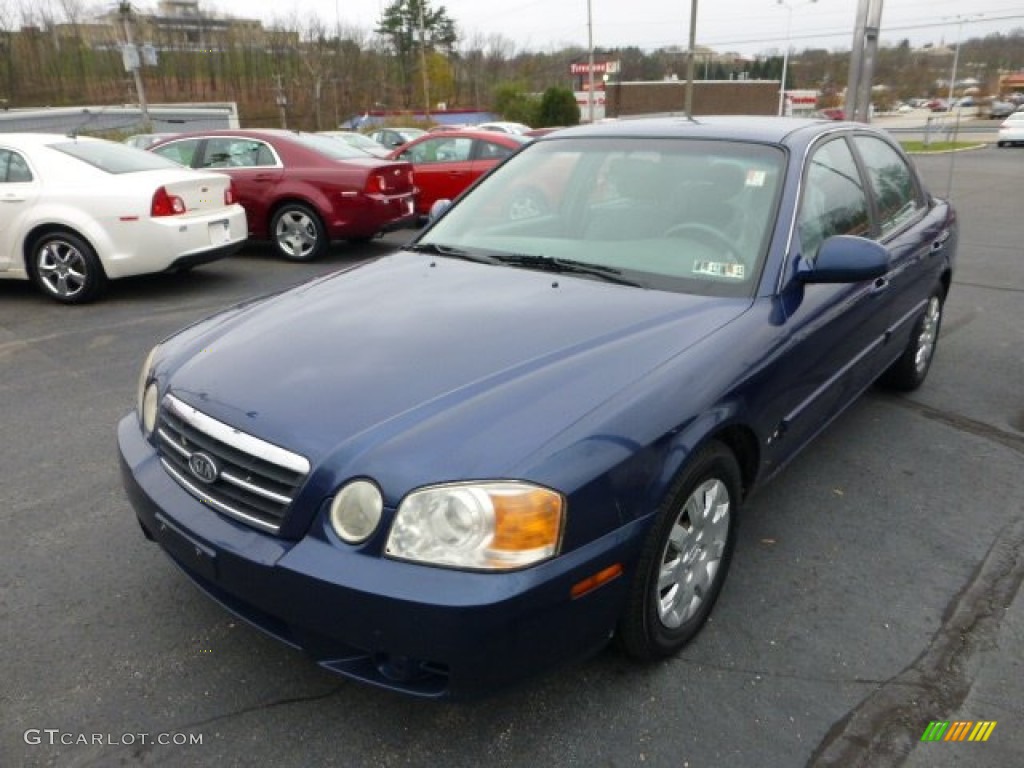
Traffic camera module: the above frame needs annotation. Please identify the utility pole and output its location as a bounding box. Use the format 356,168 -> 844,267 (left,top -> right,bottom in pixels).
845,0 -> 884,123
418,0 -> 431,118
273,73 -> 288,128
119,1 -> 151,132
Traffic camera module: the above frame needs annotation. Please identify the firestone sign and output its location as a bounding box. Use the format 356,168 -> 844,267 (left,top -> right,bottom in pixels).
570,61 -> 620,76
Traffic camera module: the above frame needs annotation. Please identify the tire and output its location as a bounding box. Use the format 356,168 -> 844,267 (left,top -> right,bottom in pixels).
997,141 -> 1006,147
878,288 -> 944,392
28,231 -> 107,304
271,203 -> 328,262
618,440 -> 741,660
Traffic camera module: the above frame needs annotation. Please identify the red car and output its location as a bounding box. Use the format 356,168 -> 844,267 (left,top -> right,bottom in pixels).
149,129 -> 416,261
388,130 -> 530,216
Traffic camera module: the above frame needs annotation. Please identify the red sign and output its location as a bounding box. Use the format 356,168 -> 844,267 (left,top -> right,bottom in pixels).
570,61 -> 620,76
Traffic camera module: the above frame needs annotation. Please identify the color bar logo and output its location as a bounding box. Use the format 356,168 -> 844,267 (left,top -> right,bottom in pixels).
921,721 -> 997,742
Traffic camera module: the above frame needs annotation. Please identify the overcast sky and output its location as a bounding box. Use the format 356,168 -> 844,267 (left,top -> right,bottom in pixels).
199,0 -> 1024,56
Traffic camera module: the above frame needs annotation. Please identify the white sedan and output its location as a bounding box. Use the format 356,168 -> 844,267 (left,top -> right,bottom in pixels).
0,133 -> 247,303
997,111 -> 1024,147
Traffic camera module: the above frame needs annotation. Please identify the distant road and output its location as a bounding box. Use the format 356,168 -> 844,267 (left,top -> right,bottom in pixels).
872,108 -> 1000,143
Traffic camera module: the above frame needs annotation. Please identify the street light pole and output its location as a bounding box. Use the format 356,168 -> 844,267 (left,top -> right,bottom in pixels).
685,0 -> 698,117
776,0 -> 816,117
945,14 -> 982,109
587,0 -> 595,123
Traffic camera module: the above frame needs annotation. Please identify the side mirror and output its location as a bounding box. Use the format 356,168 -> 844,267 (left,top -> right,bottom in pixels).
797,235 -> 889,284
428,199 -> 452,222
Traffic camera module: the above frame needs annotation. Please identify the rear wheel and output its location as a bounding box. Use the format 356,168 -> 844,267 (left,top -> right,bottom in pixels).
618,441 -> 740,659
271,203 -> 327,261
28,231 -> 106,304
879,288 -> 944,391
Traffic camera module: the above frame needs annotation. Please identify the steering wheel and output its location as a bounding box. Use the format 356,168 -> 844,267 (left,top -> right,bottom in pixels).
664,222 -> 741,262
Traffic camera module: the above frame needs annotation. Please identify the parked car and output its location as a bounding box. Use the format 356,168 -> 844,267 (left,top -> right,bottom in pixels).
119,116 -> 956,698
123,132 -> 179,150
475,121 -> 533,134
149,129 -> 416,261
365,126 -> 427,150
524,126 -> 565,137
927,99 -> 950,112
818,107 -> 845,121
388,129 -> 531,216
997,111 -> 1024,147
988,101 -> 1016,119
316,130 -> 393,158
0,133 -> 246,303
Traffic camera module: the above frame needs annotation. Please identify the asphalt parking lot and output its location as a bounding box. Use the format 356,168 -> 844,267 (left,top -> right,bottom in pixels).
2,146 -> 1022,768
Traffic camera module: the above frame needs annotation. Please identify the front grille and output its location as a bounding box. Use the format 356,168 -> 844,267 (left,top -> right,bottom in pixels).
155,393 -> 310,534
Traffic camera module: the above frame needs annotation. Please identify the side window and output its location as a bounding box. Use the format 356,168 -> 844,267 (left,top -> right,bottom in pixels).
152,139 -> 199,168
476,140 -> 515,160
797,138 -> 870,259
0,150 -> 33,182
201,138 -> 268,168
406,137 -> 473,164
853,135 -> 924,238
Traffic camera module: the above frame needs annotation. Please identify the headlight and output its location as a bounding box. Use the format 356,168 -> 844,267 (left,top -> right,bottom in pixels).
386,482 -> 564,570
136,345 -> 160,435
142,383 -> 159,436
329,480 -> 383,543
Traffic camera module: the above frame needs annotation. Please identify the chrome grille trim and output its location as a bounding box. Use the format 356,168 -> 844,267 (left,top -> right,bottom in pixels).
163,394 -> 310,475
219,468 -> 293,505
155,393 -> 311,534
161,459 -> 281,535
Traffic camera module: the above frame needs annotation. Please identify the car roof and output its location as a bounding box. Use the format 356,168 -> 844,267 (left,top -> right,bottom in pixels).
152,128 -> 317,141
404,129 -> 530,144
537,115 -> 849,147
0,132 -> 105,148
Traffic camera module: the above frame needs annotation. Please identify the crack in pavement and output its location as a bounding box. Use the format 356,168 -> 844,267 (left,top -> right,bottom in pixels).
873,392 -> 1024,456
75,684 -> 348,767
807,516 -> 1024,767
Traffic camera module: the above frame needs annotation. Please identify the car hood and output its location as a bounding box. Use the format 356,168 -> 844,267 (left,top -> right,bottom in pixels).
162,252 -> 750,490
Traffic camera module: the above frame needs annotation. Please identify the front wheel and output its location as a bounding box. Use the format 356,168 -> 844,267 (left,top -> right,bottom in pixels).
271,203 -> 328,262
878,288 -> 944,391
28,231 -> 107,304
618,441 -> 741,660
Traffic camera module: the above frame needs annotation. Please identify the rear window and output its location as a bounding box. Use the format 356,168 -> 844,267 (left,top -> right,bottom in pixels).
52,140 -> 182,174
289,133 -> 376,160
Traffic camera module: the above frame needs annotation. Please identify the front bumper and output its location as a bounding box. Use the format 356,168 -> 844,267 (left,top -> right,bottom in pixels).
117,413 -> 638,698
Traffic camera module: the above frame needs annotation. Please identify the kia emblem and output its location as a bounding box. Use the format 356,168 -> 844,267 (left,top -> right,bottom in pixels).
188,452 -> 219,484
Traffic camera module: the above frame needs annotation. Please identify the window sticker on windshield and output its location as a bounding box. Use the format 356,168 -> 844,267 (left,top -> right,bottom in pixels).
693,261 -> 746,279
745,169 -> 767,187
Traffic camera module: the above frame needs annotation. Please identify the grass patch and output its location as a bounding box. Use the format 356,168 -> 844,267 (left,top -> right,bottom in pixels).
900,140 -> 984,152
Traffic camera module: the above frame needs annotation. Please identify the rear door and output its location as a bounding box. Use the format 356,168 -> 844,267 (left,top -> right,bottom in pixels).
0,147 -> 41,271
195,137 -> 282,238
849,133 -> 949,375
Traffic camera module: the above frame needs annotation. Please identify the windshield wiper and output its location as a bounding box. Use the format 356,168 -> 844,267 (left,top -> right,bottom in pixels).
405,242 -> 502,264
494,253 -> 644,287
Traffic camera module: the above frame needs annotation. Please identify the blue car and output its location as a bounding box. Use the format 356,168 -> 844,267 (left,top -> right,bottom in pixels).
118,116 -> 957,698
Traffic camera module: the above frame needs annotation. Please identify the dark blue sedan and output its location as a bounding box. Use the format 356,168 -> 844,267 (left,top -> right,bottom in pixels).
118,116 -> 956,698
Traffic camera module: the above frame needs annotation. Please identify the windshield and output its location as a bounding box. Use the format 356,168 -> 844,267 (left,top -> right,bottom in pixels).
418,137 -> 785,297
